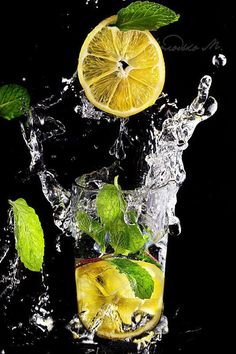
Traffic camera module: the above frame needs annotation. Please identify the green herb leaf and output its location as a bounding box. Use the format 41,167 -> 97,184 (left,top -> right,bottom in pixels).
76,210 -> 106,252
109,258 -> 154,299
96,181 -> 146,255
9,198 -> 44,272
0,84 -> 30,120
115,1 -> 180,31
96,184 -> 125,226
109,217 -> 146,255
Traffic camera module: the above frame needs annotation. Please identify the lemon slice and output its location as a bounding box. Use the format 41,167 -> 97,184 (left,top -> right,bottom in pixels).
75,259 -> 164,339
78,15 -> 165,118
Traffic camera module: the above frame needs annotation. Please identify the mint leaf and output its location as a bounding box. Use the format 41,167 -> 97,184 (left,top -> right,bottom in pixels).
96,181 -> 146,255
76,210 -> 106,252
109,218 -> 146,255
115,1 -> 180,31
0,84 -> 30,120
109,258 -> 154,299
109,217 -> 130,255
126,209 -> 138,224
126,223 -> 147,252
9,198 -> 44,272
96,183 -> 125,226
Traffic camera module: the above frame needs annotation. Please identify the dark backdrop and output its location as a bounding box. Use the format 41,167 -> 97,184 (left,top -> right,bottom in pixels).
0,1 -> 234,353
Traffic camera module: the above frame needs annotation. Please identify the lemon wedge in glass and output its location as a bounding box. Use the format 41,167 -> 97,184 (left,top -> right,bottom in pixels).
75,258 -> 164,339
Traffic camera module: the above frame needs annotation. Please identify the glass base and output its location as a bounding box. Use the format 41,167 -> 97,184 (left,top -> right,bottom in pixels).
70,315 -> 168,354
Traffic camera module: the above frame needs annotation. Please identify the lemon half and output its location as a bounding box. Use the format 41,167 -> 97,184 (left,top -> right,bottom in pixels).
75,259 -> 164,340
78,16 -> 165,118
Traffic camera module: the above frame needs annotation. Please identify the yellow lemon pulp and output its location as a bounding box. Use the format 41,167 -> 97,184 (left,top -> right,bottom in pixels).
75,259 -> 164,340
78,15 -> 165,118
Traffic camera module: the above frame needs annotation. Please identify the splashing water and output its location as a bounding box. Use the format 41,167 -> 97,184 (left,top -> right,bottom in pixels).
142,75 -> 217,245
29,271 -> 54,334
109,119 -> 129,159
0,211 -> 21,302
0,215 -> 54,347
23,73 -> 217,349
0,55 -> 223,351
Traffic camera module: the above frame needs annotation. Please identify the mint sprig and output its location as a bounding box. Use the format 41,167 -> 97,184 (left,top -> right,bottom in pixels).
115,1 -> 180,32
96,179 -> 146,255
109,216 -> 146,255
109,258 -> 154,299
0,84 -> 30,120
76,178 -> 146,256
9,198 -> 45,272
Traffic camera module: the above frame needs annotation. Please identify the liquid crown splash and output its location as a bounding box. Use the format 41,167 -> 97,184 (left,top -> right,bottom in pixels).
0,62 -> 219,352
18,73 -> 217,268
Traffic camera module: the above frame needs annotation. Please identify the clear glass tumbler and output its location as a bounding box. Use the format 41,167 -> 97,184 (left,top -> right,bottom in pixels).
70,176 -> 172,352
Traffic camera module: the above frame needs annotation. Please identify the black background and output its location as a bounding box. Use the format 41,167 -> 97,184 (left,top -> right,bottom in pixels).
0,1 -> 234,353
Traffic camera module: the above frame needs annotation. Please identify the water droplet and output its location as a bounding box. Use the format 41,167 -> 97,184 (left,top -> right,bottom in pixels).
168,222 -> 181,237
212,53 -> 227,68
74,105 -> 80,113
63,85 -> 69,92
93,243 -> 100,253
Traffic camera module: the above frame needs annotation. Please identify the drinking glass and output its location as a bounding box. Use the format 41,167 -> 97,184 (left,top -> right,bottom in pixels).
70,176 -> 174,352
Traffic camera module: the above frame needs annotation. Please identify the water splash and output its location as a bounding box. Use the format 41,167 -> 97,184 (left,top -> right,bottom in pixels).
0,255 -> 21,301
0,213 -> 54,345
141,75 -> 217,243
0,210 -> 21,301
30,271 -> 54,333
36,72 -> 78,111
18,73 -> 217,351
76,91 -> 105,120
109,119 -> 129,159
0,233 -> 11,265
0,55 -> 224,352
21,111 -> 71,233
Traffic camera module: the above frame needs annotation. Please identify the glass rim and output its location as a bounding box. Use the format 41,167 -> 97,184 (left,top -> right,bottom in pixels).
73,180 -> 172,194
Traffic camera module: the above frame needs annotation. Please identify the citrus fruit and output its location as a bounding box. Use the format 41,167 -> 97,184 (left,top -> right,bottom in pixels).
78,15 -> 165,118
75,258 -> 164,339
